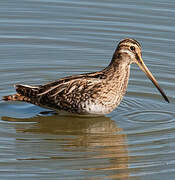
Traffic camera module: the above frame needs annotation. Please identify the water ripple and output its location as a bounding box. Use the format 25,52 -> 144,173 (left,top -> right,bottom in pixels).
126,110 -> 174,124
0,0 -> 175,179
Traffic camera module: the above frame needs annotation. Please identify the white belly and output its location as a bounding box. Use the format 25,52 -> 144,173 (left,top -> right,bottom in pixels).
82,100 -> 114,115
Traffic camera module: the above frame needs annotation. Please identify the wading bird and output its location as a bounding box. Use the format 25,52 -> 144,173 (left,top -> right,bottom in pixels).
3,38 -> 169,116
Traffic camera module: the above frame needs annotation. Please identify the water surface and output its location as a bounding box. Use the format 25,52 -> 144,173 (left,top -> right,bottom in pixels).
0,0 -> 175,179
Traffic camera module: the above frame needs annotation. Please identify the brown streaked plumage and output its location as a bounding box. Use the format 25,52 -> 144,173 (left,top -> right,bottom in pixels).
3,38 -> 169,116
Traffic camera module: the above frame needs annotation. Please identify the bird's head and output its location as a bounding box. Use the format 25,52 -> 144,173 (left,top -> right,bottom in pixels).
113,38 -> 169,103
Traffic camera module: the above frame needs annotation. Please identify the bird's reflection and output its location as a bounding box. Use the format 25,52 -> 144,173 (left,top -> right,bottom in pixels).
2,113 -> 129,179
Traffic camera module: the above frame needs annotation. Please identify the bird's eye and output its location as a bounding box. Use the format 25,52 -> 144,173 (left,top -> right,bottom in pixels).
130,46 -> 135,51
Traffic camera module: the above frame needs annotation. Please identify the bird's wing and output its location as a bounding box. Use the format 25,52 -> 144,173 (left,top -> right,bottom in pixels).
37,71 -> 105,98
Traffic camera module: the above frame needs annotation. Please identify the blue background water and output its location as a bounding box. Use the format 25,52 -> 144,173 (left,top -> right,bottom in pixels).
0,0 -> 175,179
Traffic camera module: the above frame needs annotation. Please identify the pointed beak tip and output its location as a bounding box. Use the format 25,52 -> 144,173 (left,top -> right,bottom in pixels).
136,56 -> 170,104
166,97 -> 170,103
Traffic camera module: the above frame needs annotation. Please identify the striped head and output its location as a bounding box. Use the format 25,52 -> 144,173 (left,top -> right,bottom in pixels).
113,38 -> 169,103
116,38 -> 142,64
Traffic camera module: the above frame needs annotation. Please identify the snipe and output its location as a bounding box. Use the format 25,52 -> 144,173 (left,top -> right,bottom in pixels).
3,38 -> 169,116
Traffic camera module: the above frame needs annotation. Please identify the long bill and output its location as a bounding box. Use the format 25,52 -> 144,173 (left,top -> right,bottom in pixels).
136,55 -> 169,103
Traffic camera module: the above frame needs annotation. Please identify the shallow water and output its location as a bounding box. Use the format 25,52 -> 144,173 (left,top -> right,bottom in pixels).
0,0 -> 175,179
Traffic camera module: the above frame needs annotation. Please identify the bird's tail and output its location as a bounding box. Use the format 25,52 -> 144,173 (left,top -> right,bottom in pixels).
2,84 -> 39,103
2,93 -> 31,102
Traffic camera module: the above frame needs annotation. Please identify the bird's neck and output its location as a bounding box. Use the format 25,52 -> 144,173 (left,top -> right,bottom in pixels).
101,54 -> 131,101
103,54 -> 131,81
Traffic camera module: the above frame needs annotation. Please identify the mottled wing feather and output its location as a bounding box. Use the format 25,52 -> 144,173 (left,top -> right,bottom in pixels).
36,72 -> 104,113
37,71 -> 104,96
